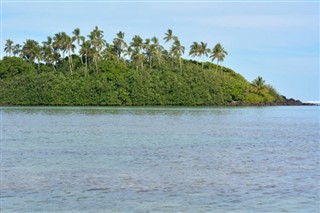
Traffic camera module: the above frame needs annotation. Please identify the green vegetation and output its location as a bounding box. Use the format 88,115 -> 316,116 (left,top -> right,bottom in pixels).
0,27 -> 284,106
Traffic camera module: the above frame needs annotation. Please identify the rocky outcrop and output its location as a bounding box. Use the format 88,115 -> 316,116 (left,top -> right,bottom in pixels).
228,96 -> 314,106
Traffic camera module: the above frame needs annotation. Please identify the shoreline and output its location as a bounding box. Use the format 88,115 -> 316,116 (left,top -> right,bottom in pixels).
0,102 -> 316,108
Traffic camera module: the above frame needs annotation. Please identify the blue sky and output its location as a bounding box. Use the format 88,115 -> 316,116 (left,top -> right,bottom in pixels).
1,0 -> 319,101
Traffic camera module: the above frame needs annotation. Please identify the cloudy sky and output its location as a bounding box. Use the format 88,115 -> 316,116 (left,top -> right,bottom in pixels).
1,0 -> 319,101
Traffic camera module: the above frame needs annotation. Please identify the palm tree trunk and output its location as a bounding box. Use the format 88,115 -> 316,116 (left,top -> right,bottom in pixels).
85,53 -> 88,77
179,57 -> 182,74
68,50 -> 73,75
202,56 -> 204,70
80,55 -> 84,65
95,59 -> 98,72
52,64 -> 56,72
69,59 -> 72,75
149,56 -> 152,68
158,55 -> 161,66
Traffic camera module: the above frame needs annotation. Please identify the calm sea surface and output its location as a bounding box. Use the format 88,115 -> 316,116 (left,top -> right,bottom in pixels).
1,106 -> 319,212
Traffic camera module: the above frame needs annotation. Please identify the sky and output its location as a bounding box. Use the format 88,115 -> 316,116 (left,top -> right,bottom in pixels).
1,0 -> 319,101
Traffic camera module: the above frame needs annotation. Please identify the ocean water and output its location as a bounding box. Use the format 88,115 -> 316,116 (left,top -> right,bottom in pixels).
1,106 -> 319,212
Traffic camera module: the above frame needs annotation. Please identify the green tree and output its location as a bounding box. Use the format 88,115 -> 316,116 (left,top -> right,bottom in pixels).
42,36 -> 59,71
22,39 -> 41,65
79,40 -> 92,75
189,42 -> 200,66
170,39 -> 185,73
151,36 -> 163,66
163,29 -> 177,43
72,28 -> 85,64
252,76 -> 266,93
199,42 -> 211,70
130,35 -> 145,70
58,33 -> 76,74
88,26 -> 106,72
113,31 -> 127,62
13,44 -> 22,57
104,43 -> 118,62
210,43 -> 228,72
72,28 -> 85,47
53,32 -> 65,58
4,39 -> 14,57
144,38 -> 156,68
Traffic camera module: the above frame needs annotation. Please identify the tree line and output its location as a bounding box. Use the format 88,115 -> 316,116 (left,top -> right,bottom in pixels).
1,27 -> 284,106
4,27 -> 227,74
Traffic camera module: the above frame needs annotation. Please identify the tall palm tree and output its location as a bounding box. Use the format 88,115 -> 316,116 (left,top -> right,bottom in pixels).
43,36 -> 53,48
42,36 -> 59,71
57,33 -> 76,74
80,40 -> 92,76
170,39 -> 185,73
189,41 -> 200,66
4,39 -> 14,56
72,27 -> 85,64
163,29 -> 177,43
130,35 -> 144,70
53,32 -> 65,58
104,43 -> 118,61
13,44 -> 22,57
199,42 -> 211,70
252,76 -> 266,93
22,39 -> 41,69
88,26 -> 106,71
210,43 -> 228,72
151,36 -> 163,66
113,31 -> 127,62
144,38 -> 156,67
72,28 -> 84,47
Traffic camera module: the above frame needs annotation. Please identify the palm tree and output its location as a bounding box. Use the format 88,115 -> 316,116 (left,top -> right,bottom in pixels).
53,32 -> 66,58
113,31 -> 127,62
130,35 -> 144,70
80,40 -> 92,76
42,36 -> 59,71
104,43 -> 118,61
170,39 -> 185,73
72,28 -> 85,64
210,43 -> 228,72
22,39 -> 40,63
72,28 -> 84,47
43,36 -> 53,48
163,29 -> 178,43
144,38 -> 156,67
88,26 -> 106,71
199,42 -> 211,70
54,32 -> 76,74
189,41 -> 200,66
22,39 -> 41,69
151,36 -> 163,66
13,44 -> 22,57
4,39 -> 14,56
252,76 -> 266,93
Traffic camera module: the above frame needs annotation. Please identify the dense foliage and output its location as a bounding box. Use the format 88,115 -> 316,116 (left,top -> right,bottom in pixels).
0,27 -> 284,106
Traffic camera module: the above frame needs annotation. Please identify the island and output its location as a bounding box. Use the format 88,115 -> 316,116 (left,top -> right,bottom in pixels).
0,27 -> 304,106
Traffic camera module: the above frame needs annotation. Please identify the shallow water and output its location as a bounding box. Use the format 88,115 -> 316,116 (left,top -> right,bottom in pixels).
1,106 -> 319,212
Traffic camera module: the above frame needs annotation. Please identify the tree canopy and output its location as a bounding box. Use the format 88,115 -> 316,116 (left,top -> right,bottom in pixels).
0,27 -> 285,106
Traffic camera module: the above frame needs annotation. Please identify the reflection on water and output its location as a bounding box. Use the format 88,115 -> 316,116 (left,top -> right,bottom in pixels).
2,106 -> 239,116
1,106 -> 319,212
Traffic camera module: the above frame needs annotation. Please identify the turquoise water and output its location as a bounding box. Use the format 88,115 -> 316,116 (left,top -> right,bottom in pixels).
1,106 -> 319,212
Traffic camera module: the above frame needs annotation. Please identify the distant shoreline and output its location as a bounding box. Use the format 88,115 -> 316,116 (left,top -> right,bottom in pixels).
0,101 -> 316,108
